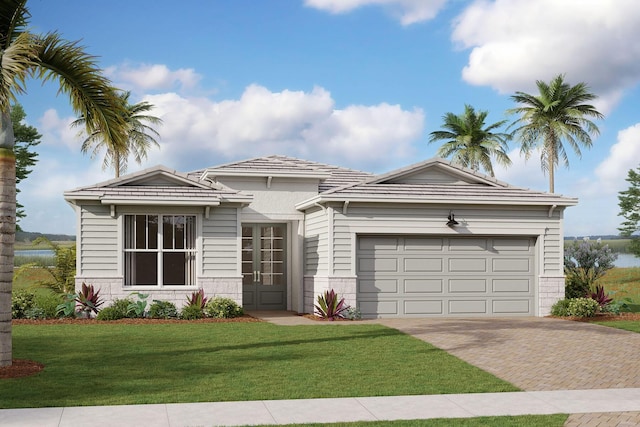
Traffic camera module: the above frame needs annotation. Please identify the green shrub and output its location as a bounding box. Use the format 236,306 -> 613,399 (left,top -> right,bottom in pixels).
149,300 -> 178,319
95,298 -> 132,320
204,297 -> 243,318
97,306 -> 127,321
567,298 -> 599,317
564,238 -> 617,298
180,304 -> 204,320
126,292 -> 149,318
24,307 -> 46,319
12,290 -> 36,318
33,293 -> 62,318
344,306 -> 362,320
551,298 -> 599,317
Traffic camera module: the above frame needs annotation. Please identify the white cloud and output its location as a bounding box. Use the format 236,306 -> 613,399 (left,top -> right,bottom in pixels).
593,124 -> 640,194
143,84 -> 424,171
38,109 -> 82,150
305,0 -> 448,25
452,0 -> 640,114
106,63 -> 202,92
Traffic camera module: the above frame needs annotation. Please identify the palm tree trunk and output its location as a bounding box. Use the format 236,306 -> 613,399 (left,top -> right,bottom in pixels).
0,112 -> 16,367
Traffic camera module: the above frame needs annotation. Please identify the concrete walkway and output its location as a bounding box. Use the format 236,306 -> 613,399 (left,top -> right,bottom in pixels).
3,312 -> 640,426
2,388 -> 640,427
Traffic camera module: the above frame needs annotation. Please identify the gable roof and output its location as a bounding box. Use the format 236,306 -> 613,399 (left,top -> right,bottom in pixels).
296,157 -> 577,209
64,165 -> 252,206
191,155 -> 373,192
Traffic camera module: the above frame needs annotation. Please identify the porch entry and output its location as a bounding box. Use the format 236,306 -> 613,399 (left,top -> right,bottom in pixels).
242,224 -> 287,310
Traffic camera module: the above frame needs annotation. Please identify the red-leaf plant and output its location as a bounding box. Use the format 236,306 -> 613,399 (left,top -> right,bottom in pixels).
75,282 -> 104,315
314,289 -> 350,320
587,285 -> 613,308
186,289 -> 208,309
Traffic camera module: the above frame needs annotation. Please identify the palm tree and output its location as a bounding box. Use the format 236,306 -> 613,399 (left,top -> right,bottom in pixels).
73,91 -> 162,177
509,74 -> 604,193
428,104 -> 511,176
0,0 -> 127,367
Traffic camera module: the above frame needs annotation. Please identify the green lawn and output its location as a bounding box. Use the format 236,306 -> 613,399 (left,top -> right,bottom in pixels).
592,320 -> 640,333
600,267 -> 640,309
255,415 -> 569,427
2,322 -> 518,409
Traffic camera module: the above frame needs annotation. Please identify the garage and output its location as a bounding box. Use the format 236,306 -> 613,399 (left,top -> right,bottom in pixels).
356,235 -> 536,317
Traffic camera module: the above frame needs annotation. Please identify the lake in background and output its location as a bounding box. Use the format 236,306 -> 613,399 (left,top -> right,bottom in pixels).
615,253 -> 640,268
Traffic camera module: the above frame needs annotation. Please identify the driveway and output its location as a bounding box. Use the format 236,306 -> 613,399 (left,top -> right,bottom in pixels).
375,317 -> 640,391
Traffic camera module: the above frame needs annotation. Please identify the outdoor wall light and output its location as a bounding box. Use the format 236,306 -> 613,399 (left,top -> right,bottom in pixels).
446,211 -> 459,227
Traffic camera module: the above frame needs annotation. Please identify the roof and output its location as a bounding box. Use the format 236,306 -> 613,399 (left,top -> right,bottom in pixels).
191,155 -> 373,192
295,157 -> 578,209
64,165 -> 252,206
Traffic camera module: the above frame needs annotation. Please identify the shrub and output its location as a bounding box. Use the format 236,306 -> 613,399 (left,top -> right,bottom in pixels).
315,289 -> 350,320
12,290 -> 36,319
75,282 -> 104,316
551,298 -> 600,317
186,289 -> 208,309
31,237 -> 77,294
56,293 -> 77,318
96,306 -> 126,321
33,293 -> 62,319
149,300 -> 178,319
110,298 -> 135,318
564,238 -> 617,298
344,306 -> 362,320
587,285 -> 613,308
127,292 -> 149,318
180,304 -> 204,320
550,299 -> 571,317
205,297 -> 243,318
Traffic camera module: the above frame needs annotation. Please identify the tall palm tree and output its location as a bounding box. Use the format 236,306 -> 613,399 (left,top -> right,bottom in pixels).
0,0 -> 127,367
509,74 -> 604,193
73,91 -> 162,177
428,104 -> 512,177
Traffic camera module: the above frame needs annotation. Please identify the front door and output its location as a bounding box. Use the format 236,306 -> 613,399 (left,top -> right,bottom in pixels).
242,224 -> 287,310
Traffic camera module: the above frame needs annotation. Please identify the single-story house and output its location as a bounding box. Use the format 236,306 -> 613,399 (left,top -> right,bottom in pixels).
64,155 -> 577,318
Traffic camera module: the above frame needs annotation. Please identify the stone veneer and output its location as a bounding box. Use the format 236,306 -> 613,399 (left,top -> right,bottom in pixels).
538,275 -> 566,316
75,277 -> 243,310
303,276 -> 357,314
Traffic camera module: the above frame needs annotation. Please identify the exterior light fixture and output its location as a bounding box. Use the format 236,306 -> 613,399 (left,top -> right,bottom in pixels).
446,211 -> 459,227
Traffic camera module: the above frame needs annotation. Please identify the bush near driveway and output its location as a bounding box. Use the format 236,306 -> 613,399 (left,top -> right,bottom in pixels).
3,323 -> 517,408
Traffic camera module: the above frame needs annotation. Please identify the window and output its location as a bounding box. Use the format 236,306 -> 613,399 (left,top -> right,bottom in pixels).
124,214 -> 196,286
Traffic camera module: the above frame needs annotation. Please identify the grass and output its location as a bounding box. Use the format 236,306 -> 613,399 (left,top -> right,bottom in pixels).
599,267 -> 640,311
2,322 -> 518,409
592,321 -> 640,333
252,415 -> 569,427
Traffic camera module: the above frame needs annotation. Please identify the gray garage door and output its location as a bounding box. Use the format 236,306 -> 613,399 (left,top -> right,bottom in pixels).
356,236 -> 535,317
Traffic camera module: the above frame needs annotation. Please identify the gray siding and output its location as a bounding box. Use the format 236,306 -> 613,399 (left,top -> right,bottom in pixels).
79,204 -> 118,275
202,207 -> 239,275
330,204 -> 564,276
304,207 -> 328,275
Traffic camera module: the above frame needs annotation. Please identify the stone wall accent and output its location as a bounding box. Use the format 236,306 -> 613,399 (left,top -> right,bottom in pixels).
303,276 -> 356,314
538,275 -> 565,316
75,276 -> 242,310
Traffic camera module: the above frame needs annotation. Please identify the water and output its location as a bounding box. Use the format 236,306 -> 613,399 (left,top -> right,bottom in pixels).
15,249 -> 55,257
614,253 -> 640,268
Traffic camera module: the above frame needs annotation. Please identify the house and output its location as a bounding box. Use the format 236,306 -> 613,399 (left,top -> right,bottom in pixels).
63,155 -> 577,318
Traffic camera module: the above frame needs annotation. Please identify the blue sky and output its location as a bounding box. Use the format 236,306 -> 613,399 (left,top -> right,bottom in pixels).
15,0 -> 640,237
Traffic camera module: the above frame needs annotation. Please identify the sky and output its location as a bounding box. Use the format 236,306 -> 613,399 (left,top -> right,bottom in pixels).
14,0 -> 640,237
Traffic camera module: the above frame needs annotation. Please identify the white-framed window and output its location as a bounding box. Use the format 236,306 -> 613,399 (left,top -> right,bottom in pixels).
124,214 -> 197,287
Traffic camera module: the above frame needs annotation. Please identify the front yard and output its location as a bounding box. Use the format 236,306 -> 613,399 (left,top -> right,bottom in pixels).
1,322 -> 517,409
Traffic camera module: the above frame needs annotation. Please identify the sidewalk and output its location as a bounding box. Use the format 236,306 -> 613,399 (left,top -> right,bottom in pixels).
2,388 -> 640,427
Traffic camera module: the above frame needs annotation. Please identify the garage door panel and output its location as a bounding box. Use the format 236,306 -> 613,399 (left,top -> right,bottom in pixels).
357,236 -> 535,318
449,279 -> 486,293
449,300 -> 487,314
493,279 -> 531,293
404,238 -> 443,250
449,239 -> 487,251
359,237 -> 398,251
404,258 -> 442,272
359,279 -> 397,293
405,300 -> 443,315
449,258 -> 487,272
359,257 -> 397,272
360,300 -> 398,316
493,258 -> 530,272
404,279 -> 442,293
493,299 -> 530,313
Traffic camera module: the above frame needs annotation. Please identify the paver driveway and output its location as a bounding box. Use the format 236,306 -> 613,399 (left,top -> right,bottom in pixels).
376,317 -> 640,391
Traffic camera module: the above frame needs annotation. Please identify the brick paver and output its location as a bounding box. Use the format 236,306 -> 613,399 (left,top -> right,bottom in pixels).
376,317 -> 640,391
564,411 -> 640,426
